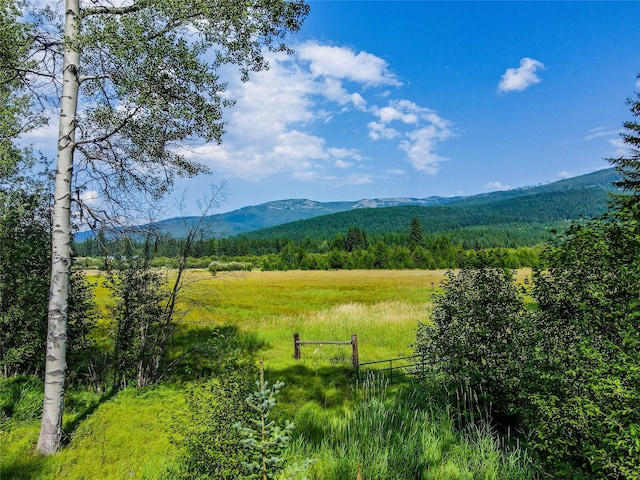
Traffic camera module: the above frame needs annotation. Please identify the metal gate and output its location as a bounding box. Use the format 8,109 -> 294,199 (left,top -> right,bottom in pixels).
356,355 -> 427,385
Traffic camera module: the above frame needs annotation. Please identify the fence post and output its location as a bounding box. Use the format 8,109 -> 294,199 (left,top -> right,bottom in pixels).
351,334 -> 359,370
294,333 -> 300,360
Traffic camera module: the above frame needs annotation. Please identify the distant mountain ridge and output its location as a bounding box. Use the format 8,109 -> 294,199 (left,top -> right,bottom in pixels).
74,167 -> 621,241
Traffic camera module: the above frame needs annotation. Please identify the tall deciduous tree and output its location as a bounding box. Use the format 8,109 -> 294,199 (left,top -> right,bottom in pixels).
1,1 -> 46,376
527,220 -> 640,477
25,0 -> 308,454
0,0 -> 40,174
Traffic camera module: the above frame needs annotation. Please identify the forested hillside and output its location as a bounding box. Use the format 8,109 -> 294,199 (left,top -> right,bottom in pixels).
243,186 -> 614,246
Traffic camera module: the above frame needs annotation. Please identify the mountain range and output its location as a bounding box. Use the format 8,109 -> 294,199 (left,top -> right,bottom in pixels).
75,167 -> 621,242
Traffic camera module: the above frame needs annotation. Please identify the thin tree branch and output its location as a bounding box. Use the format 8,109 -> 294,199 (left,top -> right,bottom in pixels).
78,74 -> 111,83
81,1 -> 149,17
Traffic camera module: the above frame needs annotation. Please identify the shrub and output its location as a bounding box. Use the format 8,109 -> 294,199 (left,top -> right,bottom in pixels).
208,260 -> 253,274
178,371 -> 254,479
415,268 -> 528,421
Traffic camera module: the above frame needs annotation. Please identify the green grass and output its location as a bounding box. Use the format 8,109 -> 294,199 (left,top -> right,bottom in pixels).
2,269 -> 539,479
285,384 -> 537,479
1,384 -> 185,480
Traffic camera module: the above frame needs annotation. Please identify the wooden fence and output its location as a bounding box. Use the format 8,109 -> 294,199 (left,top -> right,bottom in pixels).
293,333 -> 359,368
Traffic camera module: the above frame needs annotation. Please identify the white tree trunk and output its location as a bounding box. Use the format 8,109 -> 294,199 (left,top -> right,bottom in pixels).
37,0 -> 81,455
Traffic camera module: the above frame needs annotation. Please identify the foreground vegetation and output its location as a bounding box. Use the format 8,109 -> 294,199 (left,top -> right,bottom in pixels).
4,87 -> 640,479
2,270 -> 540,479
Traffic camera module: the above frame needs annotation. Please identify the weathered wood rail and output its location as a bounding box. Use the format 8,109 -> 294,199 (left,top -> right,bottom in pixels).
293,333 -> 359,368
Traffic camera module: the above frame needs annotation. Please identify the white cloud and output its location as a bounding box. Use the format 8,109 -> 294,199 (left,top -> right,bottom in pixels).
19,121 -> 58,153
559,171 -> 571,179
328,147 -> 364,161
487,181 -> 511,191
338,173 -> 375,185
375,105 -> 418,124
186,40 -> 453,183
583,126 -> 619,141
318,78 -> 367,109
368,121 -> 401,140
370,100 -> 454,172
498,58 -> 545,93
79,189 -> 100,205
400,127 -> 451,173
610,137 -> 628,157
296,42 -> 402,87
334,159 -> 353,169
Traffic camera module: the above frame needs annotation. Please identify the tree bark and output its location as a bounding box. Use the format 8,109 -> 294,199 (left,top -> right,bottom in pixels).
37,0 -> 81,455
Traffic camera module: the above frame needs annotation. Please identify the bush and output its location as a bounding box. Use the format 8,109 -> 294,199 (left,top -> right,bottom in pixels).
178,373 -> 254,479
415,268 -> 528,421
208,260 -> 253,274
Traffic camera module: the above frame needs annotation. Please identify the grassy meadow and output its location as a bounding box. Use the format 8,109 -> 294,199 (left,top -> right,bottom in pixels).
1,269 -> 538,479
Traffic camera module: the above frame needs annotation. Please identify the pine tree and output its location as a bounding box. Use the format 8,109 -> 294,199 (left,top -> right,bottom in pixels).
235,360 -> 295,480
609,73 -> 640,216
409,216 -> 423,247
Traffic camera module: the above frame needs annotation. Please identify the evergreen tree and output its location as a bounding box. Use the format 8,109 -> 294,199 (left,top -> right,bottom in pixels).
409,216 -> 423,247
609,73 -> 640,215
235,360 -> 296,480
345,226 -> 368,252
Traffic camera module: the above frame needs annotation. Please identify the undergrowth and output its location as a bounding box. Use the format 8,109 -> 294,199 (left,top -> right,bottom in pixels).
286,382 -> 539,479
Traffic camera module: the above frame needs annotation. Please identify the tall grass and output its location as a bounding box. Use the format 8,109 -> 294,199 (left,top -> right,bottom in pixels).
286,383 -> 539,479
1,380 -> 185,480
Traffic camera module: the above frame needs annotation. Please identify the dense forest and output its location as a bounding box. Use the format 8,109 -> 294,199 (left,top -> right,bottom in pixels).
74,220 -> 545,271
242,187 -> 612,242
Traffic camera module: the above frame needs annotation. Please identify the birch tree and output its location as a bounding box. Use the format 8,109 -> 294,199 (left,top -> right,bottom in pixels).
24,0 -> 308,454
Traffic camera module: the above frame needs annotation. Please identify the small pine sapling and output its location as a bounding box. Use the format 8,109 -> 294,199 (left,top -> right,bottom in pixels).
235,359 -> 295,480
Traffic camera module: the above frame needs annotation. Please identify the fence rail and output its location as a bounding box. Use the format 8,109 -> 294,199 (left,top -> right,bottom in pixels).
356,355 -> 428,385
293,333 -> 359,368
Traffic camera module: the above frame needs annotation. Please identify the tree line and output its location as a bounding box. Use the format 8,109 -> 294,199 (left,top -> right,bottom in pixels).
74,221 -> 544,271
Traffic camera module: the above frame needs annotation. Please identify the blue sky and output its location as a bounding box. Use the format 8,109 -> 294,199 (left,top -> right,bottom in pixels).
25,1 -> 640,217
